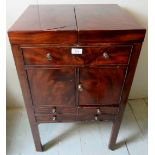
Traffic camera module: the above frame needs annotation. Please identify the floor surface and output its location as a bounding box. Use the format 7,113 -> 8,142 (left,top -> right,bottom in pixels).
6,99 -> 148,155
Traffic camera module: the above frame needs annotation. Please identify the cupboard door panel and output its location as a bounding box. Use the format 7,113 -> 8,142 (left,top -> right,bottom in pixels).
79,67 -> 126,106
27,68 -> 76,106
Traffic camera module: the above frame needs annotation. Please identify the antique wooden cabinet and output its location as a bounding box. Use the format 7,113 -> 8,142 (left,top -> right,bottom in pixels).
8,5 -> 146,152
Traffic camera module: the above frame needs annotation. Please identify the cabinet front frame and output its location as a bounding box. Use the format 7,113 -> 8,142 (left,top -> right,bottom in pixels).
19,44 -> 134,110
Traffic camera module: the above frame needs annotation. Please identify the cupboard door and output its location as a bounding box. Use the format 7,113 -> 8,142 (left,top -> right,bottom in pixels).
27,68 -> 76,106
79,67 -> 126,106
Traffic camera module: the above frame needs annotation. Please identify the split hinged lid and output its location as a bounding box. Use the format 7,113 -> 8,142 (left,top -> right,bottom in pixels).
8,4 -> 146,44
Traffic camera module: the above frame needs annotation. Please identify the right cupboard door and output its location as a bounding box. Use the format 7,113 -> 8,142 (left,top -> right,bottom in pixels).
79,67 -> 127,106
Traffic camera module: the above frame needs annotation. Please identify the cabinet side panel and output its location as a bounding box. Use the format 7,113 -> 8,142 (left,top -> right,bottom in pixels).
11,45 -> 34,116
120,43 -> 142,109
10,45 -> 42,150
108,43 -> 143,149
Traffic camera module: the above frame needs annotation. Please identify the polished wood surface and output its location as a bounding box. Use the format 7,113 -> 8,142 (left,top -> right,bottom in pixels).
78,106 -> 119,115
108,43 -> 143,150
8,5 -> 77,44
22,45 -> 131,66
9,5 -> 76,31
34,106 -> 77,115
23,47 -> 84,66
27,68 -> 76,106
79,45 -> 131,65
79,67 -> 126,106
77,114 -> 115,122
75,5 -> 143,30
8,4 -> 145,44
35,113 -> 115,123
11,45 -> 43,151
35,114 -> 77,123
8,4 -> 146,152
75,5 -> 145,43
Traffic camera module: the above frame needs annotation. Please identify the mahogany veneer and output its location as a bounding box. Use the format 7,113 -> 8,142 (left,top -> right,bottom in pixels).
8,4 -> 146,152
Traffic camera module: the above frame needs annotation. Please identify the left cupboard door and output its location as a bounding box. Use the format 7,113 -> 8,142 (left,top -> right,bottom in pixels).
27,68 -> 76,107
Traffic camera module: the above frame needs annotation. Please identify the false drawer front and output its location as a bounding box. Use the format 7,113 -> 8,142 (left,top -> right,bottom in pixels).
22,45 -> 132,66
35,114 -> 76,123
34,106 -> 77,115
77,114 -> 115,121
35,113 -> 115,123
78,107 -> 119,115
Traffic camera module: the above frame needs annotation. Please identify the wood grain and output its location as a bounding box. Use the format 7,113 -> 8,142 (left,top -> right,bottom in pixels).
108,43 -> 143,150
10,45 -> 43,151
22,45 -> 131,66
8,5 -> 77,44
27,68 -> 76,107
79,67 -> 127,106
75,4 -> 146,43
8,4 -> 146,152
34,106 -> 77,115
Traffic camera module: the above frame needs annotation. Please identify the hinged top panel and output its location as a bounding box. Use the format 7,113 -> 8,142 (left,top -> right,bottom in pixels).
8,4 -> 146,44
75,4 -> 146,43
8,5 -> 77,44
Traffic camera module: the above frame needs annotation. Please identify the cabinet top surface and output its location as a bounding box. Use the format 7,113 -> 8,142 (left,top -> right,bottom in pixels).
9,4 -> 144,31
9,5 -> 77,32
8,4 -> 146,44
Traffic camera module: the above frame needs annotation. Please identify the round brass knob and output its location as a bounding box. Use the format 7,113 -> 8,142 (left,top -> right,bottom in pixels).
97,108 -> 101,114
94,116 -> 98,121
46,53 -> 52,61
103,52 -> 109,59
78,84 -> 83,92
52,107 -> 56,114
52,116 -> 56,121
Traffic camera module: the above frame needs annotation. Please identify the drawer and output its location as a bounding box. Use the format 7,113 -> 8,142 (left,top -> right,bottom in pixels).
22,45 -> 131,66
35,113 -> 115,123
34,106 -> 77,115
77,114 -> 115,121
35,114 -> 76,123
78,107 -> 119,115
82,45 -> 132,65
22,47 -> 83,65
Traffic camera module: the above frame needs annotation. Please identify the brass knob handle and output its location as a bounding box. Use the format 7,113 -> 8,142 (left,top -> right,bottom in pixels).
97,108 -> 101,114
52,116 -> 56,121
46,53 -> 52,61
94,115 -> 98,121
78,84 -> 83,92
52,107 -> 56,114
103,52 -> 109,59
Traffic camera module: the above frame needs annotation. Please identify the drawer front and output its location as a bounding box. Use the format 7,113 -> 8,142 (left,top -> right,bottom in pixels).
79,67 -> 126,106
34,106 -> 77,115
81,45 -> 132,65
77,114 -> 115,121
78,107 -> 119,115
22,45 -> 131,66
22,47 -> 83,65
35,114 -> 76,123
27,68 -> 76,106
35,113 -> 115,123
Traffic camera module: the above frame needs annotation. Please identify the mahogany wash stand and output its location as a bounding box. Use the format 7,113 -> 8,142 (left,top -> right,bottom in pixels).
8,4 -> 146,152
